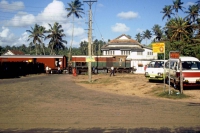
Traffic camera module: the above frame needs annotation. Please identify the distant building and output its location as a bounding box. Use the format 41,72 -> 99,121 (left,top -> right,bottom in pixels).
3,50 -> 25,55
101,34 -> 157,73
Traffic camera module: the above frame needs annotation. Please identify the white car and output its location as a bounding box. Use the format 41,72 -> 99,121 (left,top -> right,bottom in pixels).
145,60 -> 167,82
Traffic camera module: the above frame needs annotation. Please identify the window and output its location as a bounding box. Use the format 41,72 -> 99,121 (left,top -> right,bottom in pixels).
109,50 -> 114,55
165,61 -> 177,69
137,52 -> 143,55
121,50 -> 130,55
105,50 -> 114,55
147,52 -> 153,55
148,61 -> 164,68
182,61 -> 200,70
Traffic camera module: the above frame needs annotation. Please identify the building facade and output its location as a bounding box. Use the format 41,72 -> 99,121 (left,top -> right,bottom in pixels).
101,34 -> 157,73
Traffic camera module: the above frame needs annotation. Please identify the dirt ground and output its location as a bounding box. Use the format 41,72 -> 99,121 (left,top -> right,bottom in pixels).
0,73 -> 200,132
74,73 -> 200,103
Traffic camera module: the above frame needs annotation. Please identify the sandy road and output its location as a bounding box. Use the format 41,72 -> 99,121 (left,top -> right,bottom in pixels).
0,74 -> 200,132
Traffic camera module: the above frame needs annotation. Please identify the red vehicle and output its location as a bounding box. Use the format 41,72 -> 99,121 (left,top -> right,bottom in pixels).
0,55 -> 68,74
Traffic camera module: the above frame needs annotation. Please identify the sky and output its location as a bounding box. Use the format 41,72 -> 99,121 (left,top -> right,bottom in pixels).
0,0 -> 197,48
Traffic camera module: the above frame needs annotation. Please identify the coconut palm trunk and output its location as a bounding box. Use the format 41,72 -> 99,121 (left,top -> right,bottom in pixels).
42,43 -> 45,55
69,14 -> 74,61
35,43 -> 38,55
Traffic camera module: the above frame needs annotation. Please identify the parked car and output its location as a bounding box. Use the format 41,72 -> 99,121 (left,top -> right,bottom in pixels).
165,56 -> 200,89
145,60 -> 167,81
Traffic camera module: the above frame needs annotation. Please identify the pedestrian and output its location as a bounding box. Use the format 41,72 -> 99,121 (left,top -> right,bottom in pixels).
58,66 -> 61,74
46,66 -> 49,74
110,66 -> 115,76
92,66 -> 95,74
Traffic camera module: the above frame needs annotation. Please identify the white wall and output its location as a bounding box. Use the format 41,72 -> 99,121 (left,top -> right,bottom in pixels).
114,50 -> 121,55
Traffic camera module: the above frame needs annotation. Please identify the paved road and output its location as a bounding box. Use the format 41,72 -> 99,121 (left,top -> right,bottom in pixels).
0,74 -> 200,133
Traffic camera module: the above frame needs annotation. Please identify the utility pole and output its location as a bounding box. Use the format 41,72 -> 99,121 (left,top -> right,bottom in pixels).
84,0 -> 97,82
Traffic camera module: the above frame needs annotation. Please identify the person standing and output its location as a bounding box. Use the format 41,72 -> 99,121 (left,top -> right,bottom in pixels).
110,66 -> 115,76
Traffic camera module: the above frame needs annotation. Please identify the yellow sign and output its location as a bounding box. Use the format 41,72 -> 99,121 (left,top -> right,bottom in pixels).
86,56 -> 95,62
152,43 -> 165,53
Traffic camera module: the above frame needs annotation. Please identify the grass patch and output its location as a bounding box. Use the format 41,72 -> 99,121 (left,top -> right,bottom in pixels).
151,87 -> 190,100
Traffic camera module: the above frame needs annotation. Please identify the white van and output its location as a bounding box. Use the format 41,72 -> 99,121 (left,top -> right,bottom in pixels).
145,60 -> 167,81
165,56 -> 200,88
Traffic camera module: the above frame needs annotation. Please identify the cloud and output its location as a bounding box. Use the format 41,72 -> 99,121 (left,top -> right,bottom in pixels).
1,0 -> 86,47
0,27 -> 18,47
136,28 -> 144,33
66,27 -> 85,37
5,0 -> 68,27
0,27 -> 9,37
17,32 -> 29,45
37,0 -> 68,23
111,23 -> 130,33
0,27 -> 32,47
81,38 -> 88,42
98,3 -> 104,7
7,12 -> 36,27
0,0 -> 24,12
117,11 -> 139,20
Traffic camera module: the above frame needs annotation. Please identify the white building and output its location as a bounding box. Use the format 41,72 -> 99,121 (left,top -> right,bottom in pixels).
101,34 -> 157,73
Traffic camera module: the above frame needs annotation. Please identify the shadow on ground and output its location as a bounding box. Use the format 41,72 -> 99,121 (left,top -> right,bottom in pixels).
1,127 -> 200,133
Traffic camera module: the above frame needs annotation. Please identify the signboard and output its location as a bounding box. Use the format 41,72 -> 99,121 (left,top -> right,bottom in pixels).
170,51 -> 180,59
86,56 -> 95,62
152,43 -> 165,53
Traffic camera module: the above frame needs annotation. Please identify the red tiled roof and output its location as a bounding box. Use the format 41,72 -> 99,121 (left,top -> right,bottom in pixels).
9,50 -> 25,55
109,34 -> 139,44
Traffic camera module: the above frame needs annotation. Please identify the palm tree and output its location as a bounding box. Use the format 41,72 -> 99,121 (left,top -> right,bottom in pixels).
45,22 -> 67,55
165,17 -> 194,55
66,0 -> 84,60
135,33 -> 143,43
79,41 -> 88,55
196,0 -> 200,7
172,0 -> 185,16
142,30 -> 152,45
161,5 -> 174,20
166,17 -> 192,42
38,26 -> 46,55
185,5 -> 199,23
152,24 -> 163,42
26,24 -> 43,55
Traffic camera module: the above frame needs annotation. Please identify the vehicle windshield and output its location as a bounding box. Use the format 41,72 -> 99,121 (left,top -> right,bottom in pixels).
182,61 -> 200,70
148,61 -> 165,68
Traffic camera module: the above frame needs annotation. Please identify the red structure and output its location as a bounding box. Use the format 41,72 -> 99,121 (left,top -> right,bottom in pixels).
0,55 -> 68,73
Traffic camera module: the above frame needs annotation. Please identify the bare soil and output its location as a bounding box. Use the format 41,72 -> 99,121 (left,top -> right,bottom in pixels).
0,73 -> 200,132
74,73 -> 200,103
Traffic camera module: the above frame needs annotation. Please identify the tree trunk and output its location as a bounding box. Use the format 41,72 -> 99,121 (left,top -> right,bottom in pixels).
35,43 -> 38,55
69,15 -> 74,61
42,43 -> 45,55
